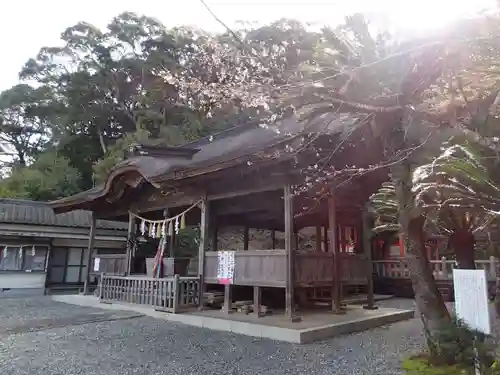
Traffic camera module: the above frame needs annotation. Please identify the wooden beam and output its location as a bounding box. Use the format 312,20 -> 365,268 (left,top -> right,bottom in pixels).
104,182 -> 285,220
209,185 -> 283,202
213,191 -> 282,217
83,213 -> 96,295
328,195 -> 344,314
362,205 -> 377,310
284,184 -> 300,322
216,215 -> 284,232
197,198 -> 209,310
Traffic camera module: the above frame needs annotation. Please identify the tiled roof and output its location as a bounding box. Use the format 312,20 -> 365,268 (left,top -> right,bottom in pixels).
0,199 -> 127,230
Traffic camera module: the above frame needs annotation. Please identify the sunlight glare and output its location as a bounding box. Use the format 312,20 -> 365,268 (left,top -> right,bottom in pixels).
372,0 -> 495,33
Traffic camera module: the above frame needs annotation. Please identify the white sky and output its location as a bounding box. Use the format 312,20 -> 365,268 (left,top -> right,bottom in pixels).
0,0 -> 495,91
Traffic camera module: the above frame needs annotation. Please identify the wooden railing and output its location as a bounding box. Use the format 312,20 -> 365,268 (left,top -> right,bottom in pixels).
204,250 -> 369,287
99,274 -> 200,313
373,257 -> 498,281
339,253 -> 370,284
205,250 -> 287,287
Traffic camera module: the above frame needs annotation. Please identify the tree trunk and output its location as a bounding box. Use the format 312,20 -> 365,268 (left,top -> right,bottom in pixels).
392,162 -> 450,355
384,113 -> 450,357
449,230 -> 475,269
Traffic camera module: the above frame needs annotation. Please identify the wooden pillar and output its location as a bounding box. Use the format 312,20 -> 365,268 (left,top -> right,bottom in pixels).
163,209 -> 175,258
362,206 -> 377,310
170,231 -> 176,257
198,198 -> 209,310
221,283 -> 232,313
83,213 -> 96,295
398,233 -> 405,257
210,221 -> 218,252
126,212 -> 135,275
315,226 -> 322,252
284,184 -> 301,322
243,226 -> 249,250
271,230 -> 276,249
339,225 -> 345,253
323,225 -> 328,252
253,286 -> 262,317
328,196 -> 344,314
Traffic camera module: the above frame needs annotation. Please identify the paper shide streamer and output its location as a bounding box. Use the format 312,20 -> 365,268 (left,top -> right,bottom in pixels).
130,199 -> 202,239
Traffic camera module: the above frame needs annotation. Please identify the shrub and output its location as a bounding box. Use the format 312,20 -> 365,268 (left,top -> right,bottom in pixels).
432,316 -> 493,368
401,356 -> 465,375
403,316 -> 498,375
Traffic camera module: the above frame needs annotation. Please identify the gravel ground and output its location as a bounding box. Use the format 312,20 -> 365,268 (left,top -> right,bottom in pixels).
0,297 -> 496,375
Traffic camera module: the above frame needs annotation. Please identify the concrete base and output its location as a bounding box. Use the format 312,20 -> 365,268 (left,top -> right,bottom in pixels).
52,295 -> 414,344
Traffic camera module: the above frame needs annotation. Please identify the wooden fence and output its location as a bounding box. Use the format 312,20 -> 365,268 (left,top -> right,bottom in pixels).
373,257 -> 498,281
99,274 -> 199,313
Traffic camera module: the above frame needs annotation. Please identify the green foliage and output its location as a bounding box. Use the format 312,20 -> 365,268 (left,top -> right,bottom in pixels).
432,316 -> 493,367
401,357 -> 465,375
0,151 -> 81,201
0,184 -> 16,198
0,84 -> 51,166
369,181 -> 401,234
413,141 -> 500,234
370,140 -> 500,238
92,130 -> 150,184
1,13 -> 336,194
403,317 -> 499,375
175,227 -> 200,258
402,356 -> 500,375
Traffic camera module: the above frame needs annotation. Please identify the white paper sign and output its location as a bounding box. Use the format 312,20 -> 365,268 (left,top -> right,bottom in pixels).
93,257 -> 101,272
453,269 -> 491,335
217,251 -> 235,284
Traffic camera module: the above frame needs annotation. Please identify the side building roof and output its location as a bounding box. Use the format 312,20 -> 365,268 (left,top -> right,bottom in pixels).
0,199 -> 128,230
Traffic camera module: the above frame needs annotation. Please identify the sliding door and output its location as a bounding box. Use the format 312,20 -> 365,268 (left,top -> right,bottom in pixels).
48,247 -> 89,285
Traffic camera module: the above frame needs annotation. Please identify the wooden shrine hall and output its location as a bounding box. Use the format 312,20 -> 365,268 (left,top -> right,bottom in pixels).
49,114 -> 387,320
